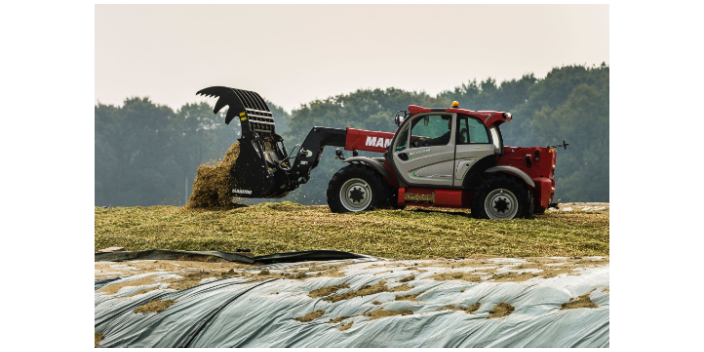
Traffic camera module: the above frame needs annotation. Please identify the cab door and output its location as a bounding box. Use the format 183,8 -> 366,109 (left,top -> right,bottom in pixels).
391,113 -> 456,187
453,115 -> 496,186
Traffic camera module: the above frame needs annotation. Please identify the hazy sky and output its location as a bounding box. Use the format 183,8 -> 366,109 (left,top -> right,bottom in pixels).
96,4 -> 609,113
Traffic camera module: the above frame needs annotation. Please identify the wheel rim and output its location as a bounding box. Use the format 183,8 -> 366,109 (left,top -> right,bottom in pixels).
484,188 -> 519,219
339,178 -> 372,212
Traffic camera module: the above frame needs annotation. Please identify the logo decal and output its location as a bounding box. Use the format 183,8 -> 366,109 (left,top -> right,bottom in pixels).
365,136 -> 392,148
408,148 -> 431,159
232,189 -> 252,195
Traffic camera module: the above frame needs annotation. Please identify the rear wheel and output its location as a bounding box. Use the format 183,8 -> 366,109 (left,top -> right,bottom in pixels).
327,164 -> 390,213
471,175 -> 532,219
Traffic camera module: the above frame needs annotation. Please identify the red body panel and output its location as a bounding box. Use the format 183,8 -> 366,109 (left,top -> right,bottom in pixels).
434,189 -> 464,208
382,162 -> 400,188
446,108 -> 511,127
497,146 -> 557,209
399,188 -> 466,209
344,127 -> 395,153
408,105 -> 431,114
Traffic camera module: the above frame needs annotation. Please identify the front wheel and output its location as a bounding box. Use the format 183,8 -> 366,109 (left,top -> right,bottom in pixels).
471,175 -> 532,219
327,164 -> 390,213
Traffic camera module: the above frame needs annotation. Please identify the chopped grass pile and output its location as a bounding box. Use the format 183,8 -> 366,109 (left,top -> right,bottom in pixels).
186,142 -> 242,209
95,205 -> 609,259
294,310 -> 325,322
95,333 -> 105,348
488,303 -> 515,319
133,299 -> 176,314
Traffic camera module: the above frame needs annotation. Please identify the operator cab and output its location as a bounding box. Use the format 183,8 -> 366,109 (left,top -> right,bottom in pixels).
389,102 -> 509,188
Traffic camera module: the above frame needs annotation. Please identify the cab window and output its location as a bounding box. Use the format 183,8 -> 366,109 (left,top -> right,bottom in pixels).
409,115 -> 452,147
457,115 -> 490,144
395,124 -> 410,152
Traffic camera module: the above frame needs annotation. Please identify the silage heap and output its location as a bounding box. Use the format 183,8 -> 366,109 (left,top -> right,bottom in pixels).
186,142 -> 242,209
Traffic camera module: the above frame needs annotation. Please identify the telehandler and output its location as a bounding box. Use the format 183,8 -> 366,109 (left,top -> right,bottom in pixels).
197,86 -> 566,219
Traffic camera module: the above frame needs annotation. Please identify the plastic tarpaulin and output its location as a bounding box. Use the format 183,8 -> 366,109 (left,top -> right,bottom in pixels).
95,249 -> 371,264
95,254 -> 609,348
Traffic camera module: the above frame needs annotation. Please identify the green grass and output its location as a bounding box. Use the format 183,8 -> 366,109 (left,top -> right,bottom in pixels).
94,202 -> 609,259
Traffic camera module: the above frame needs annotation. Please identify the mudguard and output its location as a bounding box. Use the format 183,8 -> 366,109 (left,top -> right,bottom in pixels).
485,165 -> 536,188
343,156 -> 390,177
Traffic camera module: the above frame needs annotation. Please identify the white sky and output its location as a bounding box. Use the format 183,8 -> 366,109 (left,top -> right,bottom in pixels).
95,4 -> 609,112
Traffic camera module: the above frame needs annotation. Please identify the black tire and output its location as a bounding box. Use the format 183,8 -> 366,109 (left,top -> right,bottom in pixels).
470,175 -> 532,219
327,163 -> 390,213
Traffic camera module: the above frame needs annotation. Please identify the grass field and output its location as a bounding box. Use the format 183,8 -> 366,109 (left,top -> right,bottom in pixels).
94,202 -> 609,259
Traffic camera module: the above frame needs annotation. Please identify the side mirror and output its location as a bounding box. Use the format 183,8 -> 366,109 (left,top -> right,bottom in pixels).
394,111 -> 407,126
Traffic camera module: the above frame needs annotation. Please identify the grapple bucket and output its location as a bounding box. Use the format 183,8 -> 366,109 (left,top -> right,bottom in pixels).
197,86 -> 276,134
197,86 -> 291,199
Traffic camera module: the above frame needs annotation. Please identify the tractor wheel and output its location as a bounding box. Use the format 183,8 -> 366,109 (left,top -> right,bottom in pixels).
470,175 -> 532,219
327,163 -> 390,213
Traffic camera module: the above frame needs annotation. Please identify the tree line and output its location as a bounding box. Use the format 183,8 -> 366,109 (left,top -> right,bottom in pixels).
95,63 -> 608,206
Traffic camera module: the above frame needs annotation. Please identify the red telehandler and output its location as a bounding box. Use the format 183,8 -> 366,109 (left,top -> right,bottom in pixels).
197,86 -> 567,219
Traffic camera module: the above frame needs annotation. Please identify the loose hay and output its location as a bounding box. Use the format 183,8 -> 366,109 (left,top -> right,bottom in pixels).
363,308 -> 413,320
186,142 -> 244,209
395,291 -> 425,302
167,271 -> 224,290
323,281 -> 413,303
95,332 -> 105,348
294,310 -> 325,322
328,316 -> 351,324
561,291 -> 598,310
124,287 -> 160,298
97,276 -> 161,295
437,302 -> 481,315
324,281 -> 390,302
490,271 -> 540,282
134,299 -> 176,314
399,274 -> 415,282
429,272 -> 482,282
309,283 -> 350,298
488,303 -> 515,319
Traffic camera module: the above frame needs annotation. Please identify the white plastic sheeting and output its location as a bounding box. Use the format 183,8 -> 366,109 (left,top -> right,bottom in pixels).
95,256 -> 609,347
